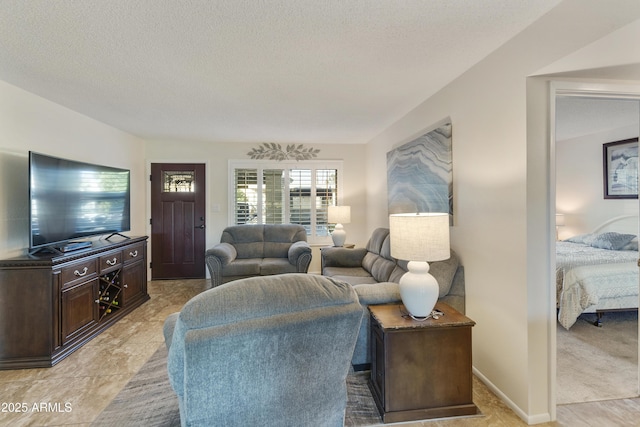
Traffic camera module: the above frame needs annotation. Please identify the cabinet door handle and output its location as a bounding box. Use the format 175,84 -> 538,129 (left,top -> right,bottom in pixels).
74,267 -> 89,277
123,284 -> 128,288
94,299 -> 100,304
129,250 -> 138,258
106,257 -> 118,266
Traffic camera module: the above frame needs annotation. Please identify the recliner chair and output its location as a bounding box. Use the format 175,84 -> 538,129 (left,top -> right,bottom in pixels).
163,273 -> 363,427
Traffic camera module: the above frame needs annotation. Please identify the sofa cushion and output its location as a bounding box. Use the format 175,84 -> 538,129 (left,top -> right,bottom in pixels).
365,228 -> 390,254
429,251 -> 460,297
362,252 -> 396,282
332,275 -> 379,285
221,225 -> 266,259
323,266 -> 372,279
222,258 -> 261,277
263,224 -> 308,257
388,263 -> 407,283
321,247 -> 367,269
263,241 -> 292,258
260,258 -> 298,275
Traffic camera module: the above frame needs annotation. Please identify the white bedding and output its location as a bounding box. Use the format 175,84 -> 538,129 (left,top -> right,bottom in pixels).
556,239 -> 638,329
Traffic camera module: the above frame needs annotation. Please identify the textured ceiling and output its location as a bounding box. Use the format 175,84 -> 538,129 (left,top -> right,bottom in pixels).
0,0 -> 563,144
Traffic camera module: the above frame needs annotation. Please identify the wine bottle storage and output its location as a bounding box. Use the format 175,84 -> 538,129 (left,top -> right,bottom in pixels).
98,269 -> 123,320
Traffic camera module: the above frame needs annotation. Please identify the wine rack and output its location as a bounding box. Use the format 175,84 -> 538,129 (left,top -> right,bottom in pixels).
98,269 -> 123,320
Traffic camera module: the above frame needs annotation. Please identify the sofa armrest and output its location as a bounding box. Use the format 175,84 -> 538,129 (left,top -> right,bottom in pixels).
353,282 -> 401,306
205,243 -> 237,288
350,282 -> 402,368
448,267 -> 465,297
321,247 -> 367,269
206,242 -> 237,264
288,240 -> 312,272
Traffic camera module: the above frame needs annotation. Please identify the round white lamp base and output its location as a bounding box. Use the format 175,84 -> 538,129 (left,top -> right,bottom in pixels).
331,224 -> 346,247
399,261 -> 439,319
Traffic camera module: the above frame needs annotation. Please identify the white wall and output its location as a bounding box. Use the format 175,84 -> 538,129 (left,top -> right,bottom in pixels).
0,80 -> 147,259
556,124 -> 639,239
365,1 -> 640,423
144,138 -> 368,274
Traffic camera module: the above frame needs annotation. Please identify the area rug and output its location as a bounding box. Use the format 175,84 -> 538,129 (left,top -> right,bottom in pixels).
556,310 -> 638,405
93,345 -> 382,426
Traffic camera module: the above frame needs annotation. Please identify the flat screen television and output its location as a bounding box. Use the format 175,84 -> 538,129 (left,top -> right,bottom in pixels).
29,151 -> 131,253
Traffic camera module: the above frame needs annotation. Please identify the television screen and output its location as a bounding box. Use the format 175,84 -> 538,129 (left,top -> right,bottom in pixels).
29,152 -> 131,251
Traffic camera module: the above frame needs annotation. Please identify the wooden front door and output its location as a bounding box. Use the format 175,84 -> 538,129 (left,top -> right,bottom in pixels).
150,163 -> 206,279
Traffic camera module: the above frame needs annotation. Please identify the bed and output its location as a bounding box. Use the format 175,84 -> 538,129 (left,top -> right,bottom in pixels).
556,215 -> 639,330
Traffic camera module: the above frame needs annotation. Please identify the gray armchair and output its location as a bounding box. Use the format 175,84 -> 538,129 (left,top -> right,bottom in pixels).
163,273 -> 363,427
205,224 -> 312,288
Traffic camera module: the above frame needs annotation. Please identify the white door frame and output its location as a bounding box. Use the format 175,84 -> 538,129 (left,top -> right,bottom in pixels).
548,80 -> 640,419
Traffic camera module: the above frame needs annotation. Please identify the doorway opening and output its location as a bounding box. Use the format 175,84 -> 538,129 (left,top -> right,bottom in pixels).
552,90 -> 640,406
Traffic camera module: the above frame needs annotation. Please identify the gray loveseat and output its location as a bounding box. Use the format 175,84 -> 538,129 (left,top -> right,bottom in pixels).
321,227 -> 465,369
163,274 -> 362,426
205,224 -> 312,289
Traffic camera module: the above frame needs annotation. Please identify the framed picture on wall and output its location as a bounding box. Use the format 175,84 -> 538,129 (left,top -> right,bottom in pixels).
603,138 -> 639,199
386,120 -> 453,222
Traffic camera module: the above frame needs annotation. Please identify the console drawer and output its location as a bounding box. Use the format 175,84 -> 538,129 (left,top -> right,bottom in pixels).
60,259 -> 98,286
123,243 -> 145,264
99,251 -> 122,273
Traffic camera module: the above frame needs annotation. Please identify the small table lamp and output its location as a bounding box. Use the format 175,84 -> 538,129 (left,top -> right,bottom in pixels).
328,205 -> 351,247
389,212 -> 450,319
555,213 -> 565,241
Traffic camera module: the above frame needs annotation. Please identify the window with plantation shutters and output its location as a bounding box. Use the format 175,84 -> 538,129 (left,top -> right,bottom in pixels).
229,160 -> 343,244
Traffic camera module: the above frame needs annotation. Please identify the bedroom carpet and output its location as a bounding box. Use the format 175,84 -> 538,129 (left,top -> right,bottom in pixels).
556,310 -> 638,405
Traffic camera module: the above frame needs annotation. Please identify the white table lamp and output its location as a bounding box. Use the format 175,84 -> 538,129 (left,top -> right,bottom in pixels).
389,212 -> 450,319
328,206 -> 351,247
555,213 -> 565,241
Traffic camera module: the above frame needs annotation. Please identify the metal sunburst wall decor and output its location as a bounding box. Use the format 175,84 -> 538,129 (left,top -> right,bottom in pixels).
247,143 -> 320,161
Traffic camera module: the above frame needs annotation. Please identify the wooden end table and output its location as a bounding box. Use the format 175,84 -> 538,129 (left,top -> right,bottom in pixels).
368,302 -> 478,423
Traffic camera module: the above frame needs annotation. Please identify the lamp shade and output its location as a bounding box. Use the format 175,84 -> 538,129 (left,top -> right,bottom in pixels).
389,213 -> 450,262
555,213 -> 565,226
328,206 -> 351,224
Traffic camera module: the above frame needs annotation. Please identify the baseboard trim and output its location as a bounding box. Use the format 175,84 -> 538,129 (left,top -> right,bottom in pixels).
473,367 -> 551,425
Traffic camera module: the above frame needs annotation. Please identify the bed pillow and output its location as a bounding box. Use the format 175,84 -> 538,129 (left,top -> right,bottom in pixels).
590,232 -> 636,250
620,238 -> 638,251
564,233 -> 596,245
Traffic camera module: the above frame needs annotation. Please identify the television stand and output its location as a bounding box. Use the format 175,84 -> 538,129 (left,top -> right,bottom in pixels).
0,236 -> 149,369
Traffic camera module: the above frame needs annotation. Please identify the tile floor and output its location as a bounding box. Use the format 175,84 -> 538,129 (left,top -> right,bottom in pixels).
0,279 -> 637,426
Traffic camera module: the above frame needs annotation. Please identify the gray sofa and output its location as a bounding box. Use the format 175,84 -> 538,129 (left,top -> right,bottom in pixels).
163,274 -> 362,427
205,224 -> 312,289
321,227 -> 465,369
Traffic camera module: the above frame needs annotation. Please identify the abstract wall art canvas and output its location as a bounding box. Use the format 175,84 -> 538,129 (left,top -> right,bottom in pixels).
387,121 -> 453,220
